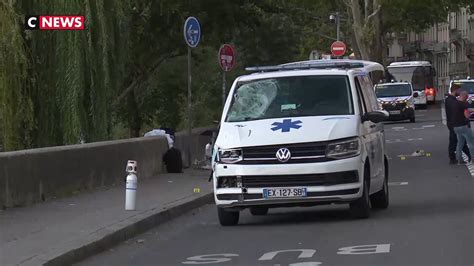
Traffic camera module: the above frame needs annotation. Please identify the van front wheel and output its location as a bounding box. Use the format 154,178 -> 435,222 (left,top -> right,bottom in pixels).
350,169 -> 371,219
217,207 -> 239,226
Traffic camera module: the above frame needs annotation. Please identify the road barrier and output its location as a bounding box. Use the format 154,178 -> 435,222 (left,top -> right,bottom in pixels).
0,127 -> 215,208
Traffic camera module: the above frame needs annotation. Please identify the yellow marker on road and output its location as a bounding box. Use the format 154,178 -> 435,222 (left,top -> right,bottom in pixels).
193,188 -> 201,193
400,156 -> 406,160
426,153 -> 431,157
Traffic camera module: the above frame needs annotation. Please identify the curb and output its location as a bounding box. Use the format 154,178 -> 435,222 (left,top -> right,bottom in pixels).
43,193 -> 214,266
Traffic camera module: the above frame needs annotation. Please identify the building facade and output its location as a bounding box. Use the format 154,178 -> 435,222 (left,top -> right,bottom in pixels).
387,8 -> 473,98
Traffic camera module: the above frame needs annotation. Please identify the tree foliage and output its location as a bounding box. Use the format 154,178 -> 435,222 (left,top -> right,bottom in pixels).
1,0 -> 471,151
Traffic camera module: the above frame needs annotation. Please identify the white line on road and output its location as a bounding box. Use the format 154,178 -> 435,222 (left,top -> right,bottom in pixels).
461,153 -> 474,178
441,105 -> 447,125
391,127 -> 406,130
389,182 -> 409,186
422,125 -> 435,128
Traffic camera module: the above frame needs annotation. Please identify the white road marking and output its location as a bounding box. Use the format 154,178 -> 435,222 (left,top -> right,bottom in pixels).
182,254 -> 239,264
412,127 -> 424,130
391,126 -> 405,130
422,124 -> 435,128
461,153 -> 474,178
386,139 -> 403,143
259,249 -> 316,261
389,182 -> 408,186
337,244 -> 391,255
416,114 -> 425,117
441,105 -> 447,125
387,138 -> 422,143
289,263 -> 322,266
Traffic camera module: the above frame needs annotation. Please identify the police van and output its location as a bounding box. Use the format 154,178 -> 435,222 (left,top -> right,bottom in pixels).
212,61 -> 390,226
449,77 -> 474,120
374,82 -> 417,123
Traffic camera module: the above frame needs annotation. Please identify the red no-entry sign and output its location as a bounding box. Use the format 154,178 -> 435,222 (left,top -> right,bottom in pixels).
331,41 -> 346,57
218,44 -> 236,72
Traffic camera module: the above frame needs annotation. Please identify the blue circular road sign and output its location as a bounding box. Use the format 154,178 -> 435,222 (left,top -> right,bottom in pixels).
184,17 -> 201,48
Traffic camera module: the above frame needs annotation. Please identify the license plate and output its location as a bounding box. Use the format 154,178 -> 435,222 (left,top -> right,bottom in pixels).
389,110 -> 400,115
263,187 -> 307,198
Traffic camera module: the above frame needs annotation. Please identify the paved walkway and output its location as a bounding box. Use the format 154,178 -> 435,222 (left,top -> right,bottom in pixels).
0,169 -> 213,266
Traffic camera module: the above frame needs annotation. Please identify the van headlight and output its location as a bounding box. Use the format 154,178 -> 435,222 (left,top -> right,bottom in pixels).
326,138 -> 361,159
218,148 -> 243,164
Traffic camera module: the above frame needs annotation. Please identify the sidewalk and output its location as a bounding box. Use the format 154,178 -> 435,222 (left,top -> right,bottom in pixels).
0,169 -> 213,266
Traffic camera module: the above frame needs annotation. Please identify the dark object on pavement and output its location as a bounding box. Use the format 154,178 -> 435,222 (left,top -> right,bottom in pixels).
163,147 -> 183,173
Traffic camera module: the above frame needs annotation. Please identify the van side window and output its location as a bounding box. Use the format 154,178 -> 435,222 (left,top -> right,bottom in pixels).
358,75 -> 379,112
355,78 -> 367,114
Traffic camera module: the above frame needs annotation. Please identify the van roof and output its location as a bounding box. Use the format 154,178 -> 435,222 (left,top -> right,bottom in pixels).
376,82 -> 411,86
237,68 -> 364,82
388,61 -> 432,67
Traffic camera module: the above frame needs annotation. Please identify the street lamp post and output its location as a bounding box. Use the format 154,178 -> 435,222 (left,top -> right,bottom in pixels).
330,12 -> 340,42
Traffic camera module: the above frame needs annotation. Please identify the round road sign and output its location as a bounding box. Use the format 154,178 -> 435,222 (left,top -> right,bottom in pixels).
218,44 -> 236,71
184,17 -> 201,48
331,41 -> 346,57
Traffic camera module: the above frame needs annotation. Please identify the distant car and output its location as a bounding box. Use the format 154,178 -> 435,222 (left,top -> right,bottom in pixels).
374,82 -> 417,123
449,78 -> 474,120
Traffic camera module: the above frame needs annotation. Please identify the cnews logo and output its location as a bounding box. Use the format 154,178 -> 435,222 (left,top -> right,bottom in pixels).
25,16 -> 84,30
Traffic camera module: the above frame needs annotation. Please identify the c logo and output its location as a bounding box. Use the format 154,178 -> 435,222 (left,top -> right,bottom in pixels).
25,16 -> 39,29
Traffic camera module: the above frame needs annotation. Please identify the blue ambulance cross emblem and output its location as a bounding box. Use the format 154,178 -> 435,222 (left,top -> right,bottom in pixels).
271,119 -> 302,132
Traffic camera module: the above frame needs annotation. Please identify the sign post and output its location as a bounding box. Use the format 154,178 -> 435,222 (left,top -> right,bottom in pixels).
218,44 -> 236,107
331,41 -> 346,58
184,17 -> 201,167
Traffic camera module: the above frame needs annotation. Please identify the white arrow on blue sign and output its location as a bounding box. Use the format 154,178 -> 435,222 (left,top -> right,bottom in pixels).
183,17 -> 201,48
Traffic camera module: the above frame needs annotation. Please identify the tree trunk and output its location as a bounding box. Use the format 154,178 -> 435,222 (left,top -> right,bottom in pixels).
127,90 -> 141,138
347,0 -> 381,61
349,0 -> 370,60
372,0 -> 383,63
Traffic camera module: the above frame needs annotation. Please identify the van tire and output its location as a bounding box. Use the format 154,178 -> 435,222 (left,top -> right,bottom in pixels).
218,207 -> 239,226
250,207 -> 268,216
350,167 -> 371,219
370,158 -> 389,209
410,116 -> 415,123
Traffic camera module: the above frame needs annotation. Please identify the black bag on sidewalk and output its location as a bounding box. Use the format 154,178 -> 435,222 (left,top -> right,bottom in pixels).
163,147 -> 183,173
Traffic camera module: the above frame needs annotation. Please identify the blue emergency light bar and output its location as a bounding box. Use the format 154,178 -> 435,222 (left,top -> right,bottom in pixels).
245,61 -> 365,72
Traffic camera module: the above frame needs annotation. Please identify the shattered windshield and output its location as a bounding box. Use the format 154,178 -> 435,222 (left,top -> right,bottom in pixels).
225,75 -> 353,122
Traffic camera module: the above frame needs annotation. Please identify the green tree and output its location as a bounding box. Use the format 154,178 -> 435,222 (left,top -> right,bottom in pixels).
345,0 -> 473,61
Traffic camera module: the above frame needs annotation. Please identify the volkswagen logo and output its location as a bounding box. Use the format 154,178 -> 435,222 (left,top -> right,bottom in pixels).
276,148 -> 291,162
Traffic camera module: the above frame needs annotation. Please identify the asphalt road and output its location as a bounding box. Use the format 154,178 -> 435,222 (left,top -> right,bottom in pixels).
78,104 -> 474,266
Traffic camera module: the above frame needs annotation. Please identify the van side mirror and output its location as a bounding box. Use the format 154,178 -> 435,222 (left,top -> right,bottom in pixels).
413,92 -> 419,98
362,110 -> 388,123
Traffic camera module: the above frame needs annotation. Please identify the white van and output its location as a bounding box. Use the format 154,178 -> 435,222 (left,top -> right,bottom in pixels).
449,77 -> 474,120
374,82 -> 417,122
212,61 -> 390,226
